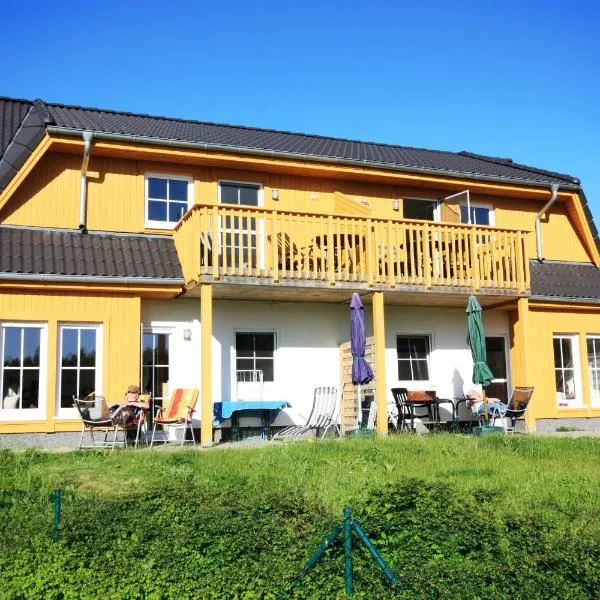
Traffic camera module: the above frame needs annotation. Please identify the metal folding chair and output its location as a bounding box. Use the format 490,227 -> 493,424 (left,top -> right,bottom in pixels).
74,394 -> 123,450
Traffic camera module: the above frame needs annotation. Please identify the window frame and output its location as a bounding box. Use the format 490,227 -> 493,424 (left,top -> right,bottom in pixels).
459,202 -> 495,226
553,333 -> 583,409
144,173 -> 194,229
395,333 -> 432,384
402,197 -> 440,222
233,330 -> 277,394
0,322 -> 47,421
141,327 -> 172,404
56,323 -> 103,419
586,335 -> 600,408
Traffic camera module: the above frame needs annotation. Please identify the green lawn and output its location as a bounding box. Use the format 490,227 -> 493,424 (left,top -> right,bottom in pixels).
1,435 -> 599,599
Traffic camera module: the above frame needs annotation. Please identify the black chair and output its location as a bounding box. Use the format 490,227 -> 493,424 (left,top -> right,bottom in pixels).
74,393 -> 123,450
390,388 -> 412,432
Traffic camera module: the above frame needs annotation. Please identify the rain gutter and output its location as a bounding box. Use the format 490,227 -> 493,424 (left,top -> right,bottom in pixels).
79,131 -> 93,231
535,183 -> 559,262
0,272 -> 184,286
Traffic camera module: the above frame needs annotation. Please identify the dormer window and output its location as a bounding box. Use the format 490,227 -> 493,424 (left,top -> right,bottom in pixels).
145,174 -> 193,229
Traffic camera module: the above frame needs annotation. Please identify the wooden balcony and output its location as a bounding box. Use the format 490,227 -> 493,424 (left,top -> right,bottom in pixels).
173,203 -> 530,295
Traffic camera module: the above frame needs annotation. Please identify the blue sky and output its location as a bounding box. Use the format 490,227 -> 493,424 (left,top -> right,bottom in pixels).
3,0 -> 599,212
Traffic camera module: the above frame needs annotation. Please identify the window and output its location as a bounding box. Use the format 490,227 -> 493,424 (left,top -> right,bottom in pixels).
1,324 -> 45,415
396,335 -> 431,381
58,325 -> 101,413
486,336 -> 509,403
460,204 -> 492,225
587,336 -> 600,408
145,174 -> 192,228
403,198 -> 438,221
553,335 -> 582,408
235,332 -> 275,382
220,182 -> 260,207
142,331 -> 170,402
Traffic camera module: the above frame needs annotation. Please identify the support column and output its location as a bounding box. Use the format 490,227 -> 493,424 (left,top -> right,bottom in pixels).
200,284 -> 213,447
511,297 -> 536,431
372,291 -> 388,435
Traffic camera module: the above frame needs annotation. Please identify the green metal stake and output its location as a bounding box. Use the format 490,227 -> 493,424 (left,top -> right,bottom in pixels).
344,508 -> 353,595
352,520 -> 400,587
52,488 -> 61,543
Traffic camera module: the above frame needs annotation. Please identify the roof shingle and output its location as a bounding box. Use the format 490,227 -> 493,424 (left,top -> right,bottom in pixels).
530,260 -> 600,301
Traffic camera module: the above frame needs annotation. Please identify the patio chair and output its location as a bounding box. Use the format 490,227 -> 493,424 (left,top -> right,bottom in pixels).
150,388 -> 199,447
390,387 -> 411,432
74,393 -> 123,450
273,386 -> 340,441
488,386 -> 535,433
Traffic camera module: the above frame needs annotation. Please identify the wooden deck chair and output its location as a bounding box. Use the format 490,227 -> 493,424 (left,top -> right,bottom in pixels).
150,388 -> 198,446
489,386 -> 535,433
273,386 -> 340,441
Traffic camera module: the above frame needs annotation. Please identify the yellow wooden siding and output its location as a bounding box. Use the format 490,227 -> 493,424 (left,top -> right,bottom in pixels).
0,291 -> 141,433
510,303 -> 600,424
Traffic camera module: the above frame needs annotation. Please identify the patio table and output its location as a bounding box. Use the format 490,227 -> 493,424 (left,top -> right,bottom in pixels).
213,400 -> 290,440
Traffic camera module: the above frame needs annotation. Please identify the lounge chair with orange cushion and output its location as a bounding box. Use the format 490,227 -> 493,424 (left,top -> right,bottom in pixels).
150,388 -> 199,447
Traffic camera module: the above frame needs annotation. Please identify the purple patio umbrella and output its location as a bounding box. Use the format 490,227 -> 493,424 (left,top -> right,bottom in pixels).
350,293 -> 374,426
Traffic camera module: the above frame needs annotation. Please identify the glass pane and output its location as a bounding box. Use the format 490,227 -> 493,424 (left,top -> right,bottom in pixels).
169,179 -> 188,201
62,329 -> 78,367
236,358 -> 254,372
168,201 -> 187,222
22,328 -> 41,367
79,369 -> 96,399
155,367 -> 169,398
486,337 -> 506,378
2,370 -> 20,409
412,359 -> 429,381
254,334 -> 274,356
156,334 -> 169,366
60,370 -> 77,407
148,178 -> 167,199
21,370 -> 39,409
80,329 -> 96,367
220,184 -> 239,205
473,207 -> 490,225
561,338 -> 573,368
396,337 -> 410,360
553,337 -> 562,368
236,333 -> 253,356
239,185 -> 259,207
403,198 -> 435,221
408,337 -> 428,359
255,359 -> 273,382
488,381 -> 508,404
591,372 -> 600,399
460,205 -> 469,224
397,361 -> 412,380
148,200 -> 167,222
564,370 -> 576,399
3,328 -> 22,368
587,339 -> 597,369
142,334 -> 154,365
142,366 -> 153,396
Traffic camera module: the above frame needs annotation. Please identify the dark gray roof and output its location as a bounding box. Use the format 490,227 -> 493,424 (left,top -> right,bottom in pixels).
530,260 -> 600,302
0,98 -> 31,157
0,226 -> 183,283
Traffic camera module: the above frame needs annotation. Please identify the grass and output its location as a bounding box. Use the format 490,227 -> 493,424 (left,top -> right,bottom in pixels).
1,435 -> 600,598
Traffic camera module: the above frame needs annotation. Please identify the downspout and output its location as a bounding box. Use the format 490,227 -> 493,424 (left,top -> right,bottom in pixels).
535,183 -> 559,261
79,131 -> 93,231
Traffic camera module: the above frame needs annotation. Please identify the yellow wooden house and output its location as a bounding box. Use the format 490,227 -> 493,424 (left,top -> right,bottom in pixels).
1,96 -> 599,444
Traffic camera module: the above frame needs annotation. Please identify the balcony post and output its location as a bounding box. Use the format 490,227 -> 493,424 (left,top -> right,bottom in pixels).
372,291 -> 388,435
272,210 -> 279,283
470,229 -> 480,292
200,284 -> 213,447
366,218 -> 374,287
211,206 -> 220,280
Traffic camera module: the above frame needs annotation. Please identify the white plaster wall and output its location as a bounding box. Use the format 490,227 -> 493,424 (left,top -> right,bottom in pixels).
142,298 -> 508,427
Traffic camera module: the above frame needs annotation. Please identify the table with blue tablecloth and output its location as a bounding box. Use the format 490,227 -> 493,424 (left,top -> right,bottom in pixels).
213,401 -> 290,440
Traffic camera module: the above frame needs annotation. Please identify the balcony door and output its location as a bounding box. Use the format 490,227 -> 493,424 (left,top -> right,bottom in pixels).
485,336 -> 509,403
218,181 -> 263,272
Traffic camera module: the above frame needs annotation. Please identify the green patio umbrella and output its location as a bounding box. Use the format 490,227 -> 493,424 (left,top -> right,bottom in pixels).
466,295 -> 494,421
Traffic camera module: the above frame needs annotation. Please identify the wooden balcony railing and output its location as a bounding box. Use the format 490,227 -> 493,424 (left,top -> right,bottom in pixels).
174,204 -> 530,293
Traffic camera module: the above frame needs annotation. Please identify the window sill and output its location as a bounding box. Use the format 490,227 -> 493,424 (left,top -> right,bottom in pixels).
145,220 -> 178,230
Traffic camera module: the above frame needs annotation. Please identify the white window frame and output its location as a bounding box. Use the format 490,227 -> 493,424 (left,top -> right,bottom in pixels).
232,330 -> 278,399
403,197 -> 440,222
459,202 -> 495,226
56,324 -> 103,419
218,180 -> 265,270
0,322 -> 47,421
553,334 -> 583,409
141,327 -> 173,403
144,173 -> 194,229
395,333 -> 433,386
586,335 -> 600,408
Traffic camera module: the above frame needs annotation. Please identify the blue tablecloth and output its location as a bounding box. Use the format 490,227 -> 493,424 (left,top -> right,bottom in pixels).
213,401 -> 290,422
